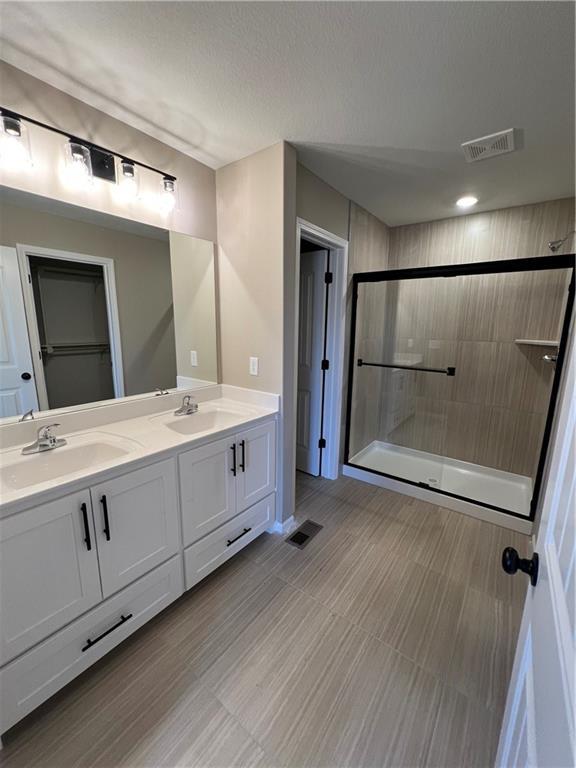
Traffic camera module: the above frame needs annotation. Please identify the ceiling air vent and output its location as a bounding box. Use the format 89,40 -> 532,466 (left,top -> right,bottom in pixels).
461,129 -> 516,163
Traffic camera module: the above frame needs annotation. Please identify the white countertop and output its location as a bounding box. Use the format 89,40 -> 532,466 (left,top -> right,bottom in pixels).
0,386 -> 279,517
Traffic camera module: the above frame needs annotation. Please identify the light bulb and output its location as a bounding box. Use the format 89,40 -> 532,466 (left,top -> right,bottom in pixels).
159,176 -> 176,214
114,159 -> 139,201
159,191 -> 176,213
456,196 -> 478,209
0,115 -> 32,172
62,140 -> 93,190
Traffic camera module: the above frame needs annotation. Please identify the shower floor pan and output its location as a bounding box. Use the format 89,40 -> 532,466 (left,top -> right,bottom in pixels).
349,441 -> 532,517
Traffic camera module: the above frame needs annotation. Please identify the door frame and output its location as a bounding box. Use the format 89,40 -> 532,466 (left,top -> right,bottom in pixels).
16,243 -> 125,410
295,219 -> 348,480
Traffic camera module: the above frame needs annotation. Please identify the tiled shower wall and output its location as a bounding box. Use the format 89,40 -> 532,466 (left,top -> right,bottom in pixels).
349,197 -> 575,478
347,204 -> 391,457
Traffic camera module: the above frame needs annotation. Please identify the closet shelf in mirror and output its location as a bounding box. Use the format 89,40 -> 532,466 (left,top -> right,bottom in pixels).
514,339 -> 560,347
41,342 -> 111,356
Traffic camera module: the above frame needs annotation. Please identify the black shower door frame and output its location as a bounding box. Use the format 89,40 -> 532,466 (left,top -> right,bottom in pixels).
343,253 -> 575,521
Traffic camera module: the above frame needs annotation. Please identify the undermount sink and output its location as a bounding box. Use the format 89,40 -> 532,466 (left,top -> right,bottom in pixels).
151,405 -> 251,436
0,432 -> 141,492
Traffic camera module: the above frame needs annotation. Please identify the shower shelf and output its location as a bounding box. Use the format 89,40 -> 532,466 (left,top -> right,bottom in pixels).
514,339 -> 559,347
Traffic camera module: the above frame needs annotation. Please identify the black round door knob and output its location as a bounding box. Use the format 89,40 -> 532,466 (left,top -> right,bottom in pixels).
502,547 -> 539,587
21,372 -> 32,381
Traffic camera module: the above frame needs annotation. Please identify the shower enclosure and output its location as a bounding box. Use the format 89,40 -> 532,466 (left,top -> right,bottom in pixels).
344,255 -> 574,521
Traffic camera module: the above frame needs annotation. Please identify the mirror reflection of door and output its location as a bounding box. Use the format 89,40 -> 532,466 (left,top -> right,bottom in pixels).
0,246 -> 39,418
28,255 -> 116,410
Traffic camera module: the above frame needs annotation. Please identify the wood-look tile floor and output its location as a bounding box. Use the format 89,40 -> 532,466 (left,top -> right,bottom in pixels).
1,474 -> 529,768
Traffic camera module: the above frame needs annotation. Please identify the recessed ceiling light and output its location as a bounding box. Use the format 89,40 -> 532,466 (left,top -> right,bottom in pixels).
456,196 -> 478,209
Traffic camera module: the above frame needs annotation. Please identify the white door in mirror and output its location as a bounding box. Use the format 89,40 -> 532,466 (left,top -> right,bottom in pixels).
0,246 -> 39,417
249,356 -> 259,375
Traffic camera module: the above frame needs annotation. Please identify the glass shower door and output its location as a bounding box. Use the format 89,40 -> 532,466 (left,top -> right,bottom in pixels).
345,258 -> 574,519
347,275 -> 457,493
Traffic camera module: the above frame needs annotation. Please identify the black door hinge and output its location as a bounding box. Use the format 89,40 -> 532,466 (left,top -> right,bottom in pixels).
324,271 -> 333,284
321,359 -> 330,371
318,438 -> 326,449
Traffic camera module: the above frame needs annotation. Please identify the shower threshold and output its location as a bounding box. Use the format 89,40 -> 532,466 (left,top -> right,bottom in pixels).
349,441 -> 532,517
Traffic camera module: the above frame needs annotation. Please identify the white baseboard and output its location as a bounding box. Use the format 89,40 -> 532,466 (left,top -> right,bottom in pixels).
267,516 -> 297,536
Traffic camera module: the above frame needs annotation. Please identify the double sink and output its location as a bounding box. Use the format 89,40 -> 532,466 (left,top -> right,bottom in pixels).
0,401 -> 258,496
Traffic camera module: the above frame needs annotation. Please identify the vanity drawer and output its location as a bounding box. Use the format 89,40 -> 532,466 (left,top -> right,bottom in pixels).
0,555 -> 183,734
184,493 -> 275,590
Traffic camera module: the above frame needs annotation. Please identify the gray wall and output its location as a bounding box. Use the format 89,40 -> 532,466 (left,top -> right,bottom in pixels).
169,232 -> 218,384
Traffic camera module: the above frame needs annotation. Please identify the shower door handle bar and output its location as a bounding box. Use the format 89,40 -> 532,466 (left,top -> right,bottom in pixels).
357,359 -> 456,376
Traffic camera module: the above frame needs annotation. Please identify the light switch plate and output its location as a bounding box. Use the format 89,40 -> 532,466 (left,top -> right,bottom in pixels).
249,356 -> 259,376
190,350 -> 198,366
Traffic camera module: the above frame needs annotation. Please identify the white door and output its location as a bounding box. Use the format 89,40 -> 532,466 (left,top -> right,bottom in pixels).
0,246 -> 38,417
236,421 -> 276,512
0,491 -> 101,665
91,460 -> 179,597
178,435 -> 237,547
496,329 -> 575,768
296,249 -> 327,475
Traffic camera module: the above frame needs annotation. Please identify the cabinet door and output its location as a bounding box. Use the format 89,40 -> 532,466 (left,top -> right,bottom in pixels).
236,421 -> 276,512
0,491 -> 101,665
179,436 -> 237,546
91,460 -> 179,598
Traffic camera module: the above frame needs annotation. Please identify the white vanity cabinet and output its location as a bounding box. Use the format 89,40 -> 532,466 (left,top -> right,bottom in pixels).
179,420 -> 276,547
236,421 -> 276,510
0,409 -> 278,738
0,491 -> 101,666
184,493 -> 275,590
91,460 -> 179,597
179,435 -> 237,545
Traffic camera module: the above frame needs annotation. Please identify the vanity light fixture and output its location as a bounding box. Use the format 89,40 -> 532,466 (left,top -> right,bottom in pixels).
456,195 -> 478,209
64,140 -> 93,189
116,158 -> 139,201
3,115 -> 22,136
0,112 -> 32,172
121,159 -> 136,179
0,106 -> 177,211
160,175 -> 177,213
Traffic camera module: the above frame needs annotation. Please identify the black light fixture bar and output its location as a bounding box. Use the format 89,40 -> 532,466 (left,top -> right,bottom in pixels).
0,106 -> 177,182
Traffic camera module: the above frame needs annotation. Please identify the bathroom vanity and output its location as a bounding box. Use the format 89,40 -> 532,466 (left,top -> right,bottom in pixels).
0,386 -> 278,735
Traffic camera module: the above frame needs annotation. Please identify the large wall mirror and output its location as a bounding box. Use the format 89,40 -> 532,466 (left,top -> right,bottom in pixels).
0,186 -> 219,422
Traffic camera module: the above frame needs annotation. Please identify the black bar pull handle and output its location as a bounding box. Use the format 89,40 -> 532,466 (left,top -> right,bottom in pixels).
100,495 -> 111,540
357,358 -> 456,377
226,527 -> 252,547
81,613 -> 133,652
80,502 -> 92,551
239,439 -> 246,472
230,444 -> 237,476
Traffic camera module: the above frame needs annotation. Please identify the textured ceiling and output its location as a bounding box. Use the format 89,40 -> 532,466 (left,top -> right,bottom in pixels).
0,2 -> 574,225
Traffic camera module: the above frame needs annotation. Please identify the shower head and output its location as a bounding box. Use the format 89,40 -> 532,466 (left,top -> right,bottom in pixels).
548,230 -> 576,253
